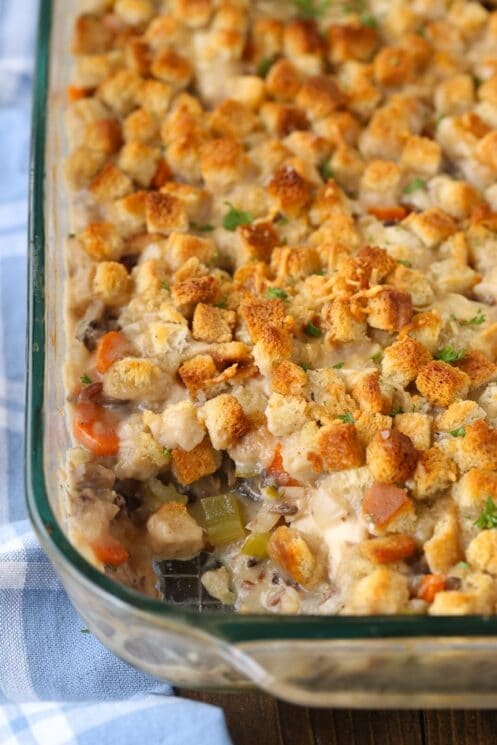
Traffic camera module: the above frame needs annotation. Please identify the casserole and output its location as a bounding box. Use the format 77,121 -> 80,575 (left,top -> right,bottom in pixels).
26,0 -> 497,706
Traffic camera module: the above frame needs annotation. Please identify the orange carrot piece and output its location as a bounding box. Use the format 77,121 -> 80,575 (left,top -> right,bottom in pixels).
73,402 -> 120,456
67,85 -> 91,102
95,331 -> 129,374
92,537 -> 129,566
368,206 -> 409,222
267,445 -> 301,487
417,574 -> 446,604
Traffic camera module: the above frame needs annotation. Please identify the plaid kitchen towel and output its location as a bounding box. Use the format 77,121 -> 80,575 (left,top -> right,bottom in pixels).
0,1 -> 233,742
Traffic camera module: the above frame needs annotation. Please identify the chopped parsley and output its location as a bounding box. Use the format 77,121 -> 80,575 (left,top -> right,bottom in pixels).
299,362 -> 311,371
223,202 -> 253,231
266,287 -> 288,301
208,250 -> 220,267
160,281 -> 170,291
435,112 -> 446,125
450,427 -> 466,438
80,373 -> 92,385
435,345 -> 466,364
333,362 -> 345,369
191,222 -> 215,232
319,160 -> 334,181
80,628 -> 90,634
337,412 -> 354,424
215,297 -> 227,308
452,309 -> 486,327
293,0 -> 330,18
390,407 -> 404,417
275,214 -> 289,225
371,351 -> 383,363
403,177 -> 426,194
458,561 -> 470,570
68,233 -> 76,239
304,321 -> 322,338
475,497 -> 497,530
163,448 -> 171,459
397,259 -> 412,268
257,57 -> 274,77
361,13 -> 377,28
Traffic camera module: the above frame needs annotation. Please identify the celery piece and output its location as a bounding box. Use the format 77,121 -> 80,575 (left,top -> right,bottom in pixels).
200,494 -> 245,546
241,532 -> 270,560
144,478 -> 187,508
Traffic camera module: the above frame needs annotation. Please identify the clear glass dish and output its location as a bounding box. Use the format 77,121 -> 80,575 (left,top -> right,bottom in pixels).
26,0 -> 497,707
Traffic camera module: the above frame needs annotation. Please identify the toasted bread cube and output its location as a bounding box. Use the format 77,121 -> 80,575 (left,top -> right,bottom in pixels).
382,336 -> 432,387
347,567 -> 409,614
200,138 -> 249,191
143,400 -> 205,452
172,0 -> 213,26
270,245 -> 320,282
373,46 -> 414,87
360,159 -> 402,207
260,102 -> 309,138
210,99 -> 257,138
116,414 -> 165,481
79,221 -> 124,261
360,534 -> 416,565
354,245 -> 397,284
400,135 -> 441,177
171,436 -> 222,485
366,429 -> 418,484
147,502 -> 204,559
145,192 -> 188,235
97,69 -> 142,116
210,342 -> 252,369
252,327 -> 292,376
475,131 -> 497,173
138,79 -> 173,117
267,165 -> 312,217
230,75 -> 265,110
455,349 -> 497,389
123,108 -> 159,144
110,191 -> 147,236
72,14 -> 113,54
327,23 -> 380,64
192,303 -> 236,344
199,393 -> 249,450
367,287 -> 413,332
412,447 -> 458,499
237,221 -> 279,263
430,177 -> 482,220
118,141 -> 161,187
296,75 -> 346,120
103,357 -> 166,401
151,47 -> 193,89
267,526 -> 319,588
404,207 -> 458,248
178,354 -> 217,396
265,393 -> 308,437
355,411 -> 392,449
399,311 -> 442,352
435,400 -> 487,432
325,297 -> 366,342
272,360 -> 308,397
362,483 -> 414,533
166,233 -> 215,271
394,413 -> 432,451
352,371 -> 391,415
172,275 -> 219,311
467,530 -> 497,576
434,74 -> 475,115
115,0 -> 154,24
90,163 -> 133,204
424,499 -> 462,574
160,182 -> 212,223
64,146 -> 106,190
85,119 -> 122,154
265,59 -> 302,101
453,468 -> 497,522
453,419 -> 497,472
416,361 -> 470,407
311,423 -> 364,473
93,261 -> 131,306
240,297 -> 287,343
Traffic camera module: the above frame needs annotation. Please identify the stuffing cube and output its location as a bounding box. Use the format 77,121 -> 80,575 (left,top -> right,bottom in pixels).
93,261 -> 131,306
325,297 -> 366,342
403,208 -> 458,248
271,360 -> 308,397
362,482 -> 415,533
118,141 -> 161,188
147,502 -> 204,559
310,423 -> 364,473
381,336 -> 432,387
103,357 -> 167,401
373,46 -> 414,87
260,102 -> 309,138
346,567 -> 409,614
115,0 -> 155,25
171,436 -> 222,485
354,411 -> 392,449
116,414 -> 166,481
366,429 -> 418,484
412,447 -> 458,499
151,47 -> 193,89
352,371 -> 391,415
455,349 -> 497,389
143,400 -> 205,452
416,361 -> 470,407
72,14 -> 114,55
178,354 -> 218,396
64,146 -> 106,190
359,534 -> 416,565
453,468 -> 497,522
296,75 -> 346,121
467,530 -> 497,576
424,499 -> 462,574
85,119 -> 122,154
453,419 -> 497,472
394,412 -> 432,451
398,311 -> 442,352
237,222 -> 279,263
110,191 -> 147,236
265,393 -> 308,437
79,221 -> 124,261
267,165 -> 312,217
172,275 -> 219,311
400,135 -> 441,177
166,233 -> 215,271
200,138 -> 249,191
327,23 -> 380,64
265,59 -> 302,101
98,69 -> 142,116
267,526 -> 319,588
90,163 -> 133,204
199,393 -> 249,450
435,400 -> 487,432
192,303 -> 236,344
145,192 -> 189,235
123,108 -> 159,144
230,75 -> 265,110
367,287 -> 413,332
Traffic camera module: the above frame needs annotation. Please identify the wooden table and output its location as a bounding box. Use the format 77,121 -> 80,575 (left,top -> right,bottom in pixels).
179,690 -> 497,744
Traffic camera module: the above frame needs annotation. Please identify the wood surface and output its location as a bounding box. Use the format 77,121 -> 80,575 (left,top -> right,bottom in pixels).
179,690 -> 497,744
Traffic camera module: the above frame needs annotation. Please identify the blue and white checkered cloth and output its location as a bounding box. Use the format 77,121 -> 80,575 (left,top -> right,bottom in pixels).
0,2 -> 233,742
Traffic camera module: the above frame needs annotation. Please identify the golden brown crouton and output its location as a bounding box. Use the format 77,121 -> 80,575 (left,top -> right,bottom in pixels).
367,287 -> 413,332
347,567 -> 409,614
166,233 -> 215,271
147,502 -> 204,559
283,18 -> 325,58
115,0 -> 155,26
267,165 -> 312,217
363,483 -> 414,532
192,303 -> 236,344
354,411 -> 392,449
79,221 -> 124,261
93,261 -> 131,306
110,191 -> 148,236
360,534 -> 416,565
252,326 -> 293,375
381,336 -> 432,387
210,99 -> 257,139
90,163 -> 133,204
260,102 -> 309,138
475,131 -> 497,173
178,354 -> 217,396
240,297 -> 287,343
272,360 -> 308,397
296,75 -> 346,120
171,437 -> 222,485
200,138 -> 249,190
394,413 -> 432,451
327,23 -> 380,64
373,46 -> 414,87
103,357 -> 166,401
399,310 -> 443,353
454,419 -> 497,472
265,59 -> 302,101
412,447 -> 458,499
123,108 -> 159,144
238,222 -> 279,263
404,207 -> 458,248
98,70 -> 143,116
355,245 -> 398,285
210,342 -> 253,369
72,14 -> 114,55
151,47 -> 193,88
64,147 -> 106,190
467,530 -> 497,576
352,371 -> 391,414
145,192 -> 188,235
118,141 -> 161,188
424,499 -> 462,575
267,526 -> 319,588
416,361 -> 470,407
85,119 -> 122,154
310,423 -> 364,473
455,350 -> 497,389
366,429 -> 418,484
138,79 -> 173,117
172,275 -> 219,310
270,245 -> 321,282
435,400 -> 486,432
200,394 -> 249,450
400,135 -> 441,177
453,468 -> 497,522
325,298 -> 366,342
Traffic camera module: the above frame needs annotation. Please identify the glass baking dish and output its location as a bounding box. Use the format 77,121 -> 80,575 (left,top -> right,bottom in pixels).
26,0 -> 497,707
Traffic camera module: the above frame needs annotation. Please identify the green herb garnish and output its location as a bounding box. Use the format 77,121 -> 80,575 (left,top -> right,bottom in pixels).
475,497 -> 497,530
371,351 -> 382,363
299,362 -> 311,371
160,281 -> 170,291
390,407 -> 404,417
333,362 -> 345,369
304,321 -> 322,338
80,373 -> 92,385
319,160 -> 334,181
293,0 -> 330,18
337,412 -> 354,424
257,57 -> 274,77
223,202 -> 253,231
361,13 -> 377,27
276,214 -> 289,225
266,287 -> 288,301
191,222 -> 215,232
215,297 -> 228,308
436,112 -> 446,125
403,178 -> 426,194
450,427 -> 466,438
453,309 -> 486,327
80,628 -> 90,634
163,448 -> 171,459
397,259 -> 412,267
435,345 -> 466,363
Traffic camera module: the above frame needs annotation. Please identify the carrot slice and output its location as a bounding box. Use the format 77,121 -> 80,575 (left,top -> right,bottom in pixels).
95,331 -> 129,374
368,206 -> 409,222
417,574 -> 446,604
267,445 -> 302,487
67,85 -> 91,102
91,537 -> 129,566
73,401 -> 120,456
